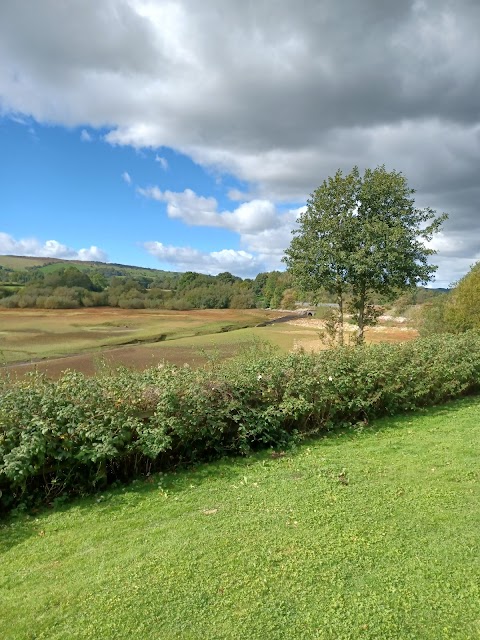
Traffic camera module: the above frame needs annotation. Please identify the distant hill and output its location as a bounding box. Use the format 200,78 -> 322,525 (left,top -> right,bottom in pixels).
0,254 -> 449,313
0,254 -> 179,279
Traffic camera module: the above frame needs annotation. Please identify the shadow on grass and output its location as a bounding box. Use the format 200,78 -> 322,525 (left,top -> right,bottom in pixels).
2,393 -> 479,552
314,392 -> 480,445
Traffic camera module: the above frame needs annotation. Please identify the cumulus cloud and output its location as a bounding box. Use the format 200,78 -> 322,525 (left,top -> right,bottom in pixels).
138,186 -> 279,233
139,186 -> 304,272
0,232 -> 108,262
1,0 -> 479,281
144,241 -> 260,277
426,231 -> 480,287
122,171 -> 132,185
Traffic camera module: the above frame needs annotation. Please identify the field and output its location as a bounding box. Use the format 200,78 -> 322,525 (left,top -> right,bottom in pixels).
0,254 -> 174,275
0,255 -> 58,269
0,308 -> 277,372
1,395 -> 479,639
0,308 -> 418,378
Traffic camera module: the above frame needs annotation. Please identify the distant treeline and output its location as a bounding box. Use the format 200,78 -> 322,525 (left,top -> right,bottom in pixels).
0,263 -> 301,310
0,261 -> 443,311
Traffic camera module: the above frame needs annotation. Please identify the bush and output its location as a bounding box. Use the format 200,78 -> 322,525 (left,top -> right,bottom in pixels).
82,291 -> 109,307
419,294 -> 451,335
2,332 -> 480,513
420,262 -> 480,336
229,292 -> 256,309
0,296 -> 19,308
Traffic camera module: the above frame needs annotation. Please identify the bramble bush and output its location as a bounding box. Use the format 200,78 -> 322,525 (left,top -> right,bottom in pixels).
1,332 -> 480,513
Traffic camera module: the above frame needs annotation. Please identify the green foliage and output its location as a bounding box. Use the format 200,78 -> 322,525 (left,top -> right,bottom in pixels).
444,261 -> 480,332
2,332 -> 480,513
261,271 -> 293,308
420,261 -> 480,336
284,165 -> 447,343
280,288 -> 297,309
44,266 -> 96,290
0,260 -> 298,310
419,293 -> 451,335
229,291 -> 256,309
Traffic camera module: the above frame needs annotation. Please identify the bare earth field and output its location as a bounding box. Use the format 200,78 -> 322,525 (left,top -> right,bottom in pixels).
1,308 -> 418,378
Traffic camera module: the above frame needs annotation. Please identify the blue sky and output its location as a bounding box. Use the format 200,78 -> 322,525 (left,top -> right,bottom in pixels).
1,118 -> 283,275
1,1 -> 480,285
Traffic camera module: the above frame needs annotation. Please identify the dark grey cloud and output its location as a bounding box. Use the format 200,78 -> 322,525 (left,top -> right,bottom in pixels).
0,0 -> 479,284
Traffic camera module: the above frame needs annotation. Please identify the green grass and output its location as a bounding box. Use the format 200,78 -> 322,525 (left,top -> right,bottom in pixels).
2,397 -> 479,639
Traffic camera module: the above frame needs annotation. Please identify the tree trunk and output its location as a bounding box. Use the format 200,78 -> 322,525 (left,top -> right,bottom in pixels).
356,286 -> 366,344
337,290 -> 344,346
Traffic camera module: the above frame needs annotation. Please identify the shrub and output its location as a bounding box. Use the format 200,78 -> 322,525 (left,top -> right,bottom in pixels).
229,292 -> 256,309
419,294 -> 451,335
2,332 -> 480,512
0,296 -> 19,308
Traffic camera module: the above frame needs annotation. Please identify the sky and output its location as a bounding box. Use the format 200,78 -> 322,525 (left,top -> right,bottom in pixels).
1,0 -> 479,286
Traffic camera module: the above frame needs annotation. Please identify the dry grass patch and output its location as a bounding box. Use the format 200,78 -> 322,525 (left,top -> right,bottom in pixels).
0,309 -> 279,377
0,308 -> 276,363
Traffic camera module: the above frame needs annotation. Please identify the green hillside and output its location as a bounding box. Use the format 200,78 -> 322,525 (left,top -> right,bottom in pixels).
0,254 -> 178,279
0,254 -> 449,314
0,255 -> 57,269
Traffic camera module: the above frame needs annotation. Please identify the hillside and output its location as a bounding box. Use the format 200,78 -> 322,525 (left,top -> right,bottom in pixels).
0,254 -> 178,279
0,254 -> 449,321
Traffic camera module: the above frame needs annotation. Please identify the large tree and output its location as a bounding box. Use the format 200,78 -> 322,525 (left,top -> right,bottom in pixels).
284,166 -> 447,343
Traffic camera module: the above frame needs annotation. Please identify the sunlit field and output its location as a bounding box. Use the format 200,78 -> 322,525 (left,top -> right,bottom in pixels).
1,308 -> 418,379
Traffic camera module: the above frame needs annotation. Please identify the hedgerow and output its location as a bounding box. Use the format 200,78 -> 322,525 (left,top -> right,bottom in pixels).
1,332 -> 480,513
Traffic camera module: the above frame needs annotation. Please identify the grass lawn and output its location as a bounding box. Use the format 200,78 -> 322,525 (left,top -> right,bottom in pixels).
1,396 -> 479,639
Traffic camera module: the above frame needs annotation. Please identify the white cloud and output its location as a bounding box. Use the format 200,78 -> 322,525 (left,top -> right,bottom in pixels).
155,154 -> 168,170
144,241 -> 259,277
227,188 -> 251,202
426,232 -> 465,256
429,255 -> 478,289
0,232 -> 108,262
141,189 -> 304,274
80,129 -> 93,142
240,207 -> 304,267
139,186 -> 304,272
425,231 -> 479,287
76,246 -> 109,261
137,185 -> 163,200
137,186 -> 279,233
122,171 -> 132,185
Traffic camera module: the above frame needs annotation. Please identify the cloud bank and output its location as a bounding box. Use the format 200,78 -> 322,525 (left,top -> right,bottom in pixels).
0,232 -> 108,262
138,186 -> 304,273
1,0 -> 479,282
144,242 -> 259,277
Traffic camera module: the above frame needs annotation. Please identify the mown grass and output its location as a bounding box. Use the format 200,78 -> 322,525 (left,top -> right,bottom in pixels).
1,396 -> 479,640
